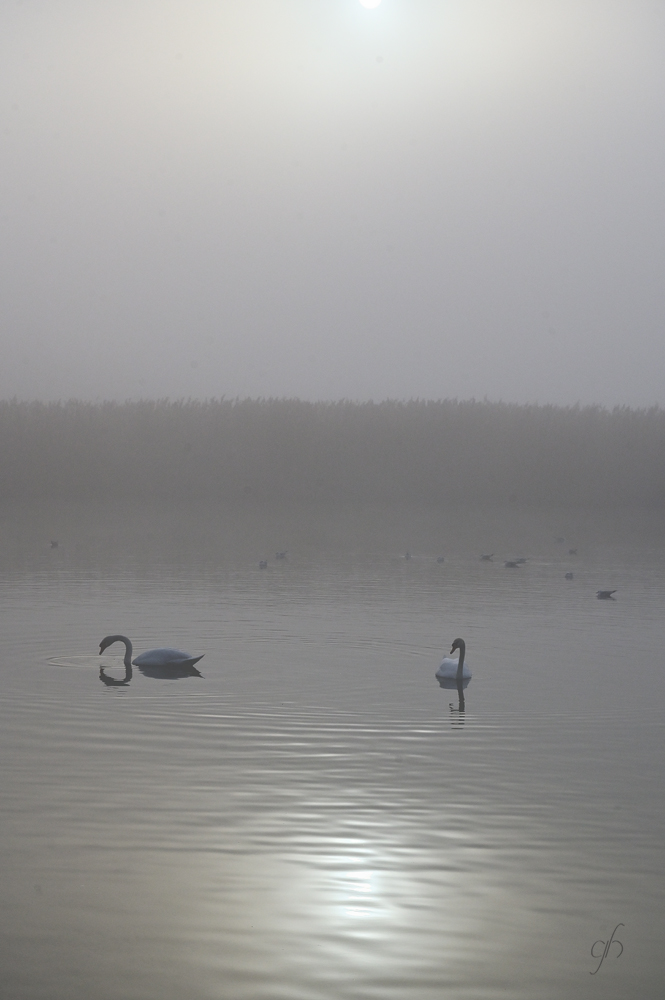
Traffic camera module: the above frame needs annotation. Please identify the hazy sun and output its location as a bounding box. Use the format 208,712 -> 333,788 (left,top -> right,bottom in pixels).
359,0 -> 382,8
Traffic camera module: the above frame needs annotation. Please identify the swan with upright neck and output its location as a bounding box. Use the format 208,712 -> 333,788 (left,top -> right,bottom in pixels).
436,637 -> 471,681
99,634 -> 204,669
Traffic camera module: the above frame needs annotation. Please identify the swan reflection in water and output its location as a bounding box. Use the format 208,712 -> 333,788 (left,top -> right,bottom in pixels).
99,661 -> 203,686
448,676 -> 467,721
99,663 -> 133,687
98,633 -> 204,686
437,674 -> 468,721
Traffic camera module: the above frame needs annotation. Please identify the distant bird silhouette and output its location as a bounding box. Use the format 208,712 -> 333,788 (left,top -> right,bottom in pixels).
259,560 -> 268,569
50,540 -> 59,548
597,590 -> 617,600
275,551 -> 287,560
568,548 -> 578,555
480,554 -> 493,561
405,551 -> 411,560
504,560 -> 520,568
437,556 -> 445,564
565,572 -> 574,580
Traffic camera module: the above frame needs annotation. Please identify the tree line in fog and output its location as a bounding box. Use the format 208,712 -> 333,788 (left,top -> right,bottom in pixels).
0,398 -> 663,507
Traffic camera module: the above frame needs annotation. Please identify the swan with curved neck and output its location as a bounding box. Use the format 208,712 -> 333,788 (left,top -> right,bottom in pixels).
99,634 -> 204,669
436,637 -> 471,681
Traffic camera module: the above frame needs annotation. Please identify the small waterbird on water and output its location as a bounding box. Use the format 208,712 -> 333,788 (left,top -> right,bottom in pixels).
597,590 -> 617,600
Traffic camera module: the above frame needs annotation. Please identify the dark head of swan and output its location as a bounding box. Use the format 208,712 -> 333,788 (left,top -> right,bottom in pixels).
99,634 -> 134,667
450,638 -> 466,660
100,634 -> 121,655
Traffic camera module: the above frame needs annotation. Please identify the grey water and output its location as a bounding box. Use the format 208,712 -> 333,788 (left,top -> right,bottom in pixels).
1,501 -> 664,999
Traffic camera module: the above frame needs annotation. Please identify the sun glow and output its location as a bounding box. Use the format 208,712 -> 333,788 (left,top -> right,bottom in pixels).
359,0 -> 382,9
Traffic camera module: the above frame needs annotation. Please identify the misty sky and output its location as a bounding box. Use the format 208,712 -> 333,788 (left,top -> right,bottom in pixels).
1,1 -> 664,405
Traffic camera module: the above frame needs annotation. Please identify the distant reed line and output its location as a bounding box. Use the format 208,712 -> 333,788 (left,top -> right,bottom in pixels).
0,398 -> 663,507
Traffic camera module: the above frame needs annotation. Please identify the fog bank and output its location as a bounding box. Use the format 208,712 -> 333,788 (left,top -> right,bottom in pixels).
1,398 -> 662,508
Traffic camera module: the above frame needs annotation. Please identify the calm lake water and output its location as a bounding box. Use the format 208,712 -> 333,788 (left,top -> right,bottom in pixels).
0,501 -> 664,999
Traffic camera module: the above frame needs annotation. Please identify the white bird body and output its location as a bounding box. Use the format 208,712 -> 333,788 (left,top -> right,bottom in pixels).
436,656 -> 472,680
435,637 -> 472,680
99,634 -> 204,669
133,647 -> 200,667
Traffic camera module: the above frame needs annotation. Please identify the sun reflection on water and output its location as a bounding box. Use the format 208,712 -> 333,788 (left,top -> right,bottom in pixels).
340,868 -> 376,918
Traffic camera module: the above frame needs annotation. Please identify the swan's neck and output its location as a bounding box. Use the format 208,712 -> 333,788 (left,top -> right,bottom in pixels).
456,642 -> 466,678
106,634 -> 133,667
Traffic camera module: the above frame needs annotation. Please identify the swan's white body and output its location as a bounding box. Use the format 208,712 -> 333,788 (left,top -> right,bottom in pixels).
133,647 -> 201,667
436,657 -> 472,680
99,634 -> 204,669
435,637 -> 472,680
